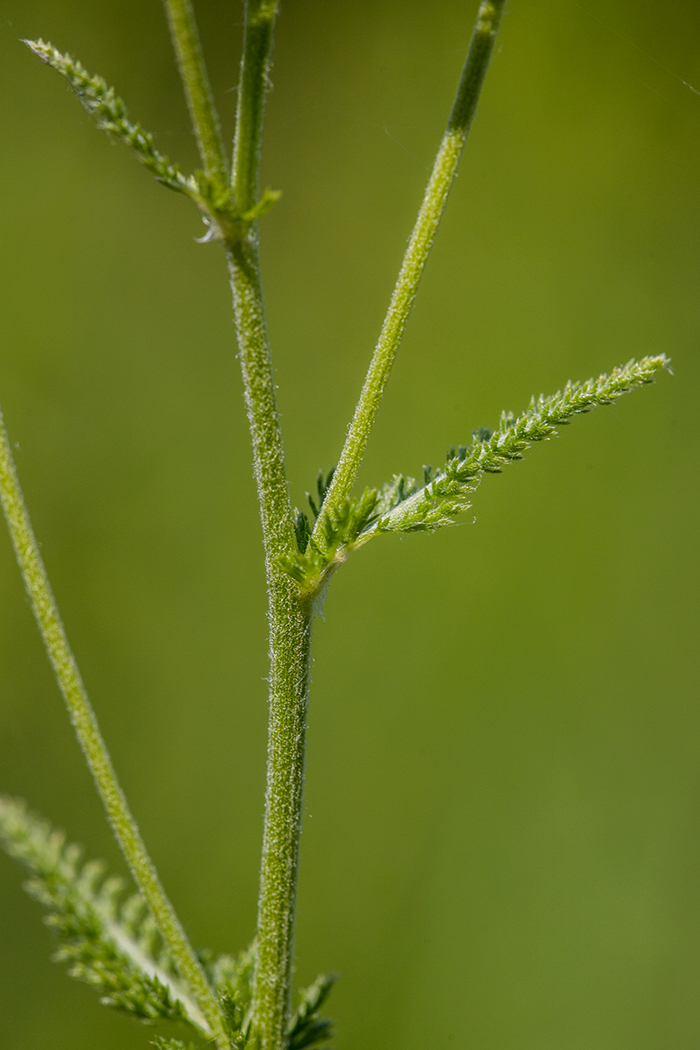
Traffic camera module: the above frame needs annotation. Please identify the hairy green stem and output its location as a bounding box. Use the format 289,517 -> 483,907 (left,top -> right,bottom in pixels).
162,0 -> 229,194
250,570 -> 313,1050
0,407 -> 229,1050
232,0 -> 280,213
162,1 -> 302,1045
226,238 -> 293,559
228,3 -> 314,1048
226,229 -> 310,1050
314,0 -> 506,540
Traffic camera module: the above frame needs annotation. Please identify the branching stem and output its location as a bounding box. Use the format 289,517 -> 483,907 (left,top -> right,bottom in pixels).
314,0 -> 506,541
5,4 -> 507,1050
0,408 -> 230,1049
223,5 -> 507,1048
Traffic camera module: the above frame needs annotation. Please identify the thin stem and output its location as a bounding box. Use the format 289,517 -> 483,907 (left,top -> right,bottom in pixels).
225,233 -> 305,1050
225,219 -> 309,1050
228,4 -> 312,1049
225,238 -> 293,560
163,0 -> 300,1044
0,407 -> 230,1050
314,0 -> 506,541
232,0 -> 280,213
162,0 -> 230,194
249,573 -> 313,1050
226,159 -> 305,1050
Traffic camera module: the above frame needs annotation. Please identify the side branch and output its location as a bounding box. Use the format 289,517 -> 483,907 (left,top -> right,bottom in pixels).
233,0 -> 280,214
0,407 -> 229,1050
314,0 -> 506,541
162,0 -> 229,196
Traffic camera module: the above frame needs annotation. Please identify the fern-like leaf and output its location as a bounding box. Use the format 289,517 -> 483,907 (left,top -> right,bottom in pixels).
202,943 -> 255,1041
23,40 -> 205,201
0,796 -> 210,1034
282,487 -> 378,587
23,39 -> 284,231
288,974 -> 336,1050
150,1039 -> 198,1050
293,468 -> 336,554
374,354 -> 670,534
282,355 -> 669,593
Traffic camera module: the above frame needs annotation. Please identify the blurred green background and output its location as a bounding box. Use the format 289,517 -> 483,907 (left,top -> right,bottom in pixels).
0,1 -> 698,1047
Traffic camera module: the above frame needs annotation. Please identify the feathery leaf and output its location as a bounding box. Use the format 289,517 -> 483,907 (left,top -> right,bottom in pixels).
0,796 -> 209,1033
201,943 -> 255,1041
282,487 -> 378,588
24,40 -> 204,201
22,39 -> 284,236
150,1039 -> 198,1050
281,355 -> 669,593
374,354 -> 670,534
288,974 -> 336,1050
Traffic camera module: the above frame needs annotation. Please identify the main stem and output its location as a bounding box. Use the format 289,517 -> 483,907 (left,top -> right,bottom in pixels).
170,2 -> 505,1048
227,4 -> 311,1048
163,0 -> 305,1046
314,0 -> 506,538
226,230 -> 311,1050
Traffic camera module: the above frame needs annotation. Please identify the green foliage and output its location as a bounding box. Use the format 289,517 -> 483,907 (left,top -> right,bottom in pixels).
0,796 -> 208,1033
206,943 -> 255,1002
282,355 -> 669,594
22,39 -> 282,237
287,974 -> 336,1050
240,187 -> 283,222
306,469 -> 336,523
150,1039 -> 198,1050
293,468 -> 336,554
202,944 -> 256,1042
2,3 -> 673,1048
374,354 -> 670,535
291,466 -> 375,575
24,40 -> 199,198
205,949 -> 332,1048
283,486 -> 379,588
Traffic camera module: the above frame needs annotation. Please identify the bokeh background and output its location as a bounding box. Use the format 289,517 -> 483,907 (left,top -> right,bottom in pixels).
0,1 -> 698,1047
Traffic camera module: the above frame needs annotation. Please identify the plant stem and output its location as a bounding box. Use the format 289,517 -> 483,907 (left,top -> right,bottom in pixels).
225,237 -> 294,560
163,1 -> 303,1046
314,0 -> 506,540
162,0 -> 229,194
227,4 -> 316,1049
226,230 -> 310,1050
0,407 -> 230,1050
232,0 -> 280,214
248,563 -> 313,1050
225,233 -> 314,1050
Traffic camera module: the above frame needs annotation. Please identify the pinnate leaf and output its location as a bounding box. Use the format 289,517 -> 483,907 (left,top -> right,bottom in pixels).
282,355 -> 669,593
0,796 -> 209,1033
288,973 -> 336,1050
24,39 -> 199,198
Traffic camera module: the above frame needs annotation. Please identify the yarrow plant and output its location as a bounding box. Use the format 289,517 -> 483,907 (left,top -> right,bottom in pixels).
0,3 -> 669,1049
